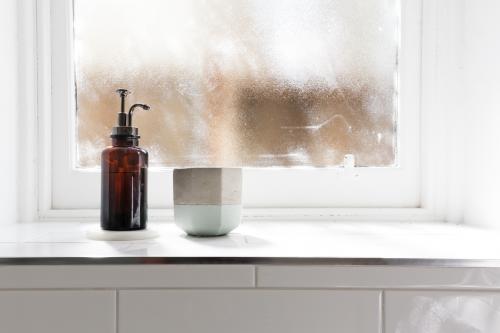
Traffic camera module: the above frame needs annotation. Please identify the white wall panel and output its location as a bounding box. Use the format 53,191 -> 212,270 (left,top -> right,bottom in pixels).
386,291 -> 500,333
0,290 -> 115,333
119,289 -> 381,333
0,265 -> 255,289
257,265 -> 500,289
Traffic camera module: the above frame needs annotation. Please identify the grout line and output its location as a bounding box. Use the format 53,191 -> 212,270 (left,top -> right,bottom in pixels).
380,290 -> 385,333
0,286 -> 499,291
115,290 -> 119,333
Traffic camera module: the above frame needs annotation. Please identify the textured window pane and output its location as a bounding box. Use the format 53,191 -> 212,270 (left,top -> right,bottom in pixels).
74,0 -> 399,168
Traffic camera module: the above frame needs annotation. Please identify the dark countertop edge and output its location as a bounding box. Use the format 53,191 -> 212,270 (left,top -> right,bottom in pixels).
1,257 -> 500,267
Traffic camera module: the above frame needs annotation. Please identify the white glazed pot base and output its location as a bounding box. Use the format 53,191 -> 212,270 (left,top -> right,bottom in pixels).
174,204 -> 242,237
86,228 -> 160,241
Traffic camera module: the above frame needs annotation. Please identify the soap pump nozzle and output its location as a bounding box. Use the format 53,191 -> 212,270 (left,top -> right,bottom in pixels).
128,104 -> 150,126
111,88 -> 150,138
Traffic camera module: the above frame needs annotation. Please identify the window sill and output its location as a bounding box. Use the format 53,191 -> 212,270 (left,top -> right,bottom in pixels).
1,221 -> 500,266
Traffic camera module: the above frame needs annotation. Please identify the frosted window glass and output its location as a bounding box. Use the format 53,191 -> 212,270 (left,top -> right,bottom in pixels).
74,0 -> 399,168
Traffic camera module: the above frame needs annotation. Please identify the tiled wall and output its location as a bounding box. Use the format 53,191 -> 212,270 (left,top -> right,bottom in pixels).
1,265 -> 500,332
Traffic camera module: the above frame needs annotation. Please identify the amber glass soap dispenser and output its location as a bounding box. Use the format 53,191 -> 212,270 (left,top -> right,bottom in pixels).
101,89 -> 150,231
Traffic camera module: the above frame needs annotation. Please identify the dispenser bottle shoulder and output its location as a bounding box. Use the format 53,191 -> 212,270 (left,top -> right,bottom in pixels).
102,145 -> 148,156
101,146 -> 148,172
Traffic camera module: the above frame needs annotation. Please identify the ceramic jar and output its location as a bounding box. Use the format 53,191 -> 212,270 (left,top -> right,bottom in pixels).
173,168 -> 242,236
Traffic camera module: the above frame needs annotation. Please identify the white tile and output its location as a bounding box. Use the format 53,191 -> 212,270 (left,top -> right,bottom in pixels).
257,266 -> 500,289
0,290 -> 115,333
0,265 -> 254,289
385,291 -> 500,333
119,289 -> 381,333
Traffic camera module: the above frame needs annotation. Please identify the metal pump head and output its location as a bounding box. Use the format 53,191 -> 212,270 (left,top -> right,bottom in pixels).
111,89 -> 150,138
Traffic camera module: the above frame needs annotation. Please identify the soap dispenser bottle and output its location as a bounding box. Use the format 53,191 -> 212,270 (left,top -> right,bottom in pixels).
101,89 -> 150,231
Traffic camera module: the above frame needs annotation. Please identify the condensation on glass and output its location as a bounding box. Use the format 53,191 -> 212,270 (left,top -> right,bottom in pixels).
74,0 -> 399,168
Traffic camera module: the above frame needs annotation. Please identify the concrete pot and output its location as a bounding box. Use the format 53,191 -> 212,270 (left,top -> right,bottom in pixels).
173,168 -> 242,236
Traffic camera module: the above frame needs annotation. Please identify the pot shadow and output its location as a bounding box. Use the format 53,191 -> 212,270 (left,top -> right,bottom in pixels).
181,233 -> 271,249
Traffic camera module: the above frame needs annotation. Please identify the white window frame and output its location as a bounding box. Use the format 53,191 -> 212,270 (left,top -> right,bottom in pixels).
17,0 -> 459,222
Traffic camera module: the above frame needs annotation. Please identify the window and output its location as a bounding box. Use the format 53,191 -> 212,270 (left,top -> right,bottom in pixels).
41,0 -> 423,218
74,0 -> 399,169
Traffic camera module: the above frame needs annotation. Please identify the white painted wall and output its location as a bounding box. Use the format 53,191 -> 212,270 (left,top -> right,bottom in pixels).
463,0 -> 500,227
0,0 -> 18,224
426,0 -> 467,224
